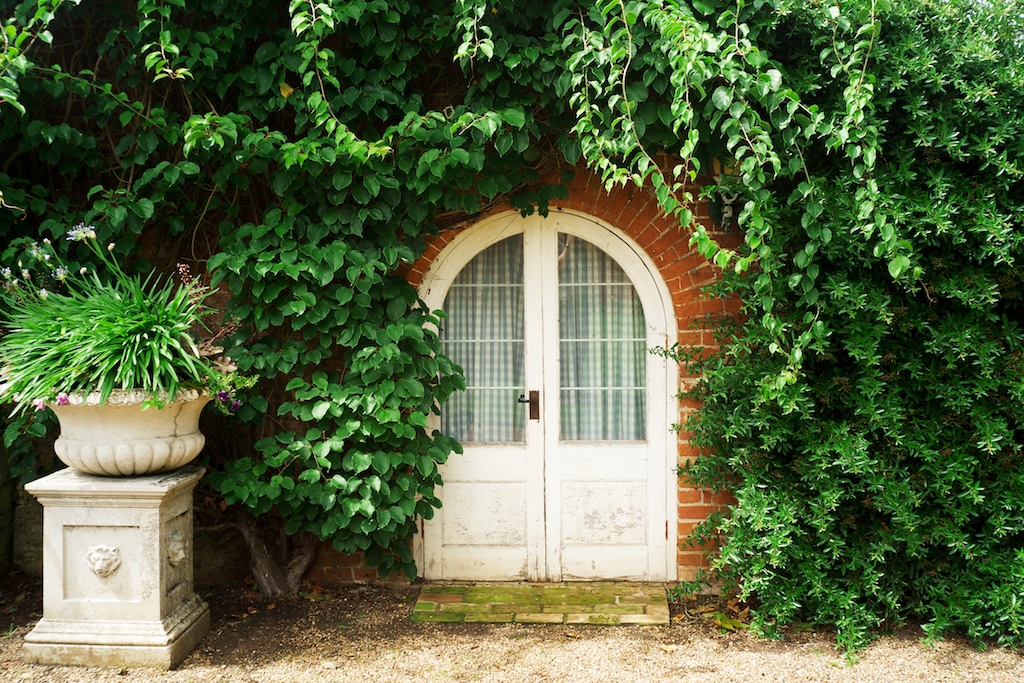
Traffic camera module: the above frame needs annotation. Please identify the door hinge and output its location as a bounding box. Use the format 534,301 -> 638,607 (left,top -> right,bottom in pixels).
665,520 -> 669,540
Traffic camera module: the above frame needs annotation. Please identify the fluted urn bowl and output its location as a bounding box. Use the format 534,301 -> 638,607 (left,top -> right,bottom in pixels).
51,389 -> 212,476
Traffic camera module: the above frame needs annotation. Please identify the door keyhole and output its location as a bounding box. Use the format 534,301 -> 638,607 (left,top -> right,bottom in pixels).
517,391 -> 540,420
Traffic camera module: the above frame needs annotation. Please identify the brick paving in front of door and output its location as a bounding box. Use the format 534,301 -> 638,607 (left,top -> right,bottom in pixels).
410,582 -> 670,625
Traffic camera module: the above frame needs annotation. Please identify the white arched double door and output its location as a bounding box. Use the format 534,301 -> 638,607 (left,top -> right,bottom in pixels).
419,210 -> 676,581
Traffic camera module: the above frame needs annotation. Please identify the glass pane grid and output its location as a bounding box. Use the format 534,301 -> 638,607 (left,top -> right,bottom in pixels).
449,283 -> 523,288
560,387 -> 646,394
560,338 -> 645,345
440,235 -> 525,444
558,233 -> 647,442
443,388 -> 525,443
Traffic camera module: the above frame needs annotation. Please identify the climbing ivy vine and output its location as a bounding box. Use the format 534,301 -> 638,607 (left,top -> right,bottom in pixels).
3,0 -> 1024,649
551,0 -> 1024,651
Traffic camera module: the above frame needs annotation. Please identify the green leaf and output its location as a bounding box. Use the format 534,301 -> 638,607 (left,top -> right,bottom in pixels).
416,457 -> 435,477
129,198 -> 155,219
311,401 -> 332,420
711,87 -> 732,111
351,452 -> 372,474
495,133 -> 513,156
692,0 -> 715,15
386,296 -> 405,321
501,108 -> 526,128
888,255 -> 910,279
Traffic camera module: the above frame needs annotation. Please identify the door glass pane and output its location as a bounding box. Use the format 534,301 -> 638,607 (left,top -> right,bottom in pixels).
441,235 -> 526,443
558,234 -> 646,441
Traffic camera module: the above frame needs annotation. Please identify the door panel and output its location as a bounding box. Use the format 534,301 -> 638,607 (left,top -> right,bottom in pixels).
542,227 -> 651,580
561,481 -> 647,545
550,440 -> 651,579
426,233 -> 539,580
558,444 -> 650,579
442,482 -> 527,546
560,545 -> 650,580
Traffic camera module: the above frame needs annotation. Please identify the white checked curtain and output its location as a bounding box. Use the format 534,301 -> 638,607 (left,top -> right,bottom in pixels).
440,233 -> 646,443
558,234 -> 646,441
441,235 -> 526,443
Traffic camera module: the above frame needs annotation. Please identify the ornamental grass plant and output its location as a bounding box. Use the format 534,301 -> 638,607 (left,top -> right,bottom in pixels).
0,224 -> 238,413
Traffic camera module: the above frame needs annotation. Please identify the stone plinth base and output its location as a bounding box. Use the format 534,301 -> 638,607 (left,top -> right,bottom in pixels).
23,467 -> 209,669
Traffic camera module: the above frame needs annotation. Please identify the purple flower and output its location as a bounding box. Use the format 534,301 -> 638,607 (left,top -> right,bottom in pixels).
32,398 -> 46,411
216,390 -> 231,403
229,399 -> 242,413
56,392 -> 70,406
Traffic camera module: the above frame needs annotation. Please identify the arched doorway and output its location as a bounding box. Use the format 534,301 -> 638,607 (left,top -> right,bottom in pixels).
417,209 -> 677,581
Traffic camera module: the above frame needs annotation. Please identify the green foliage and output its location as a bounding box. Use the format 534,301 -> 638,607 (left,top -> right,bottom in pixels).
1,0 -> 1023,644
1,409 -> 55,484
639,0 -> 1022,652
0,0 -> 80,117
206,215 -> 466,576
0,0 -> 574,583
665,569 -> 711,603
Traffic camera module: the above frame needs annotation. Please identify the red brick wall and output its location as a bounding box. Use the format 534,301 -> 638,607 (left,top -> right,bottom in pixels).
306,545 -> 411,585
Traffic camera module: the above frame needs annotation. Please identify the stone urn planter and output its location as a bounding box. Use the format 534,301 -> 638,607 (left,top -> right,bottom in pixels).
51,389 -> 212,476
24,389 -> 215,668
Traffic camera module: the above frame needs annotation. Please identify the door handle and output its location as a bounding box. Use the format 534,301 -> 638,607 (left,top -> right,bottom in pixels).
517,391 -> 540,420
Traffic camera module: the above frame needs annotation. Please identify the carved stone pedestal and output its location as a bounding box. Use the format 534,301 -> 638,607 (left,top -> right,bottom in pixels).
23,466 -> 209,669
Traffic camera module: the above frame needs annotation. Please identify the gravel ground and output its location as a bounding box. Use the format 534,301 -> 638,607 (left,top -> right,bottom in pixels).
2,576 -> 1022,682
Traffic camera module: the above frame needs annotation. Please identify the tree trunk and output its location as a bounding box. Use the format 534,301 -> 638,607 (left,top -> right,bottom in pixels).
234,512 -> 319,597
284,530 -> 319,594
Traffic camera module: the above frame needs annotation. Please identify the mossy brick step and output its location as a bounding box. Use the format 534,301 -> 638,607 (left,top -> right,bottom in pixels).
410,582 -> 669,626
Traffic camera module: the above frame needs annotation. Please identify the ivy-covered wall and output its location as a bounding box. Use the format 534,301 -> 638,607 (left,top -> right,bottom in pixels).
405,165 -> 743,580
3,0 -> 1024,653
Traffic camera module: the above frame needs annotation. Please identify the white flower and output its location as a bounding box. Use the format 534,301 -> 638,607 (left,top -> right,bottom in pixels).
66,223 -> 97,242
